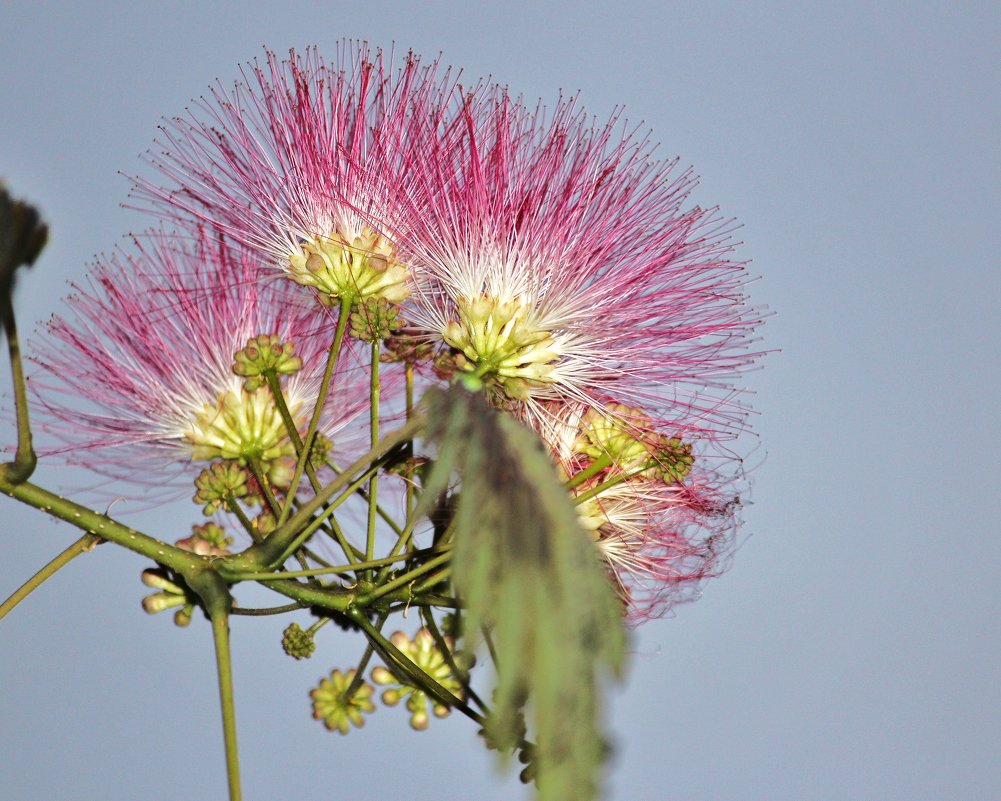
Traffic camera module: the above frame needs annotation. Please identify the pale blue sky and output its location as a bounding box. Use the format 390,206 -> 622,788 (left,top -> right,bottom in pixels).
1,2 -> 999,800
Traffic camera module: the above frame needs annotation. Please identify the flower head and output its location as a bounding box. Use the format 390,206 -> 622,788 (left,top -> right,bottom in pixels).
549,401 -> 740,621
134,44 -> 460,308
390,89 -> 761,445
29,228 -> 368,486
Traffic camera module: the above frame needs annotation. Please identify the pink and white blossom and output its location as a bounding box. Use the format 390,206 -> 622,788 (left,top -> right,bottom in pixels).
132,44 -> 462,307
545,400 -> 741,621
388,88 -> 761,445
29,229 -> 369,485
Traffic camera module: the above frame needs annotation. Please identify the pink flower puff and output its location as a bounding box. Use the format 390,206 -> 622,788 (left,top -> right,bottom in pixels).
28,228 -> 370,488
132,44 -> 462,310
122,44 -> 762,616
544,400 -> 741,621
388,87 -> 761,445
374,87 -> 762,617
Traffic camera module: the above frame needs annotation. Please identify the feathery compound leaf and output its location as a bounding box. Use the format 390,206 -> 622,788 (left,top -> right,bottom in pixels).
424,386 -> 628,801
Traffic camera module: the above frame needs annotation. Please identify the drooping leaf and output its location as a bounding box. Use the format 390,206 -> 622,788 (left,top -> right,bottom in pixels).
423,385 -> 628,801
0,183 -> 47,300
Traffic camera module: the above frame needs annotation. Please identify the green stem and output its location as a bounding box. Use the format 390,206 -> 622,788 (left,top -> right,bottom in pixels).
306,616 -> 330,636
328,460 -> 404,537
263,375 -> 359,563
223,415 -> 424,574
0,533 -> 100,620
0,479 -> 205,574
405,361 -> 415,515
374,467 -> 452,585
277,463 -> 381,565
413,566 -> 451,594
247,460 -> 313,575
227,499 -> 262,544
564,453 -> 613,491
421,608 -> 487,713
209,606 -> 242,801
358,551 -> 451,605
226,549 -> 439,582
366,341 -> 380,562
230,602 -> 305,617
0,292 -> 36,484
255,576 -> 455,615
573,462 -> 653,505
246,460 -> 280,517
278,296 -> 352,526
344,611 -> 387,698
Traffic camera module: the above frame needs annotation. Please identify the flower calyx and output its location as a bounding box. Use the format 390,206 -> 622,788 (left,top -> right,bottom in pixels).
371,628 -> 466,731
310,669 -> 376,734
288,227 -> 410,307
441,294 -> 560,401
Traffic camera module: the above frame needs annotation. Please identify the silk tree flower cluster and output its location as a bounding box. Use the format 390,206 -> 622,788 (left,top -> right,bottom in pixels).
122,44 -> 760,620
31,229 -> 369,492
5,42 -> 763,801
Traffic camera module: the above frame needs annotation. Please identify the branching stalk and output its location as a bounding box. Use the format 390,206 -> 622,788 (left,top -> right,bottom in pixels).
278,296 -> 353,524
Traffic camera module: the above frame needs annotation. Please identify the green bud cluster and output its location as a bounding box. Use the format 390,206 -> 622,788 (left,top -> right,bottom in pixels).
193,460 -> 252,515
442,294 -> 560,401
281,622 -> 317,660
310,669 -> 375,734
306,432 -> 333,470
288,228 -> 410,307
654,436 -> 694,484
232,334 -> 302,392
381,331 -> 434,364
349,297 -> 401,343
574,403 -> 695,483
175,521 -> 233,556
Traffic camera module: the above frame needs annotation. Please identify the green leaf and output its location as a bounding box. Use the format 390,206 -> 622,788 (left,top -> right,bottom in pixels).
423,385 -> 628,801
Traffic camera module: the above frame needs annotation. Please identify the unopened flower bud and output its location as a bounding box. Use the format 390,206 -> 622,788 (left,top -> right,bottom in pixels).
142,591 -> 187,614
141,568 -> 182,593
409,707 -> 430,731
380,688 -> 402,706
371,666 -> 396,686
654,436 -> 694,483
174,604 -> 194,627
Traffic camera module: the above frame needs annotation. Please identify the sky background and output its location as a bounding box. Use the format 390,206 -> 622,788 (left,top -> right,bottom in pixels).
1,2 -> 999,800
